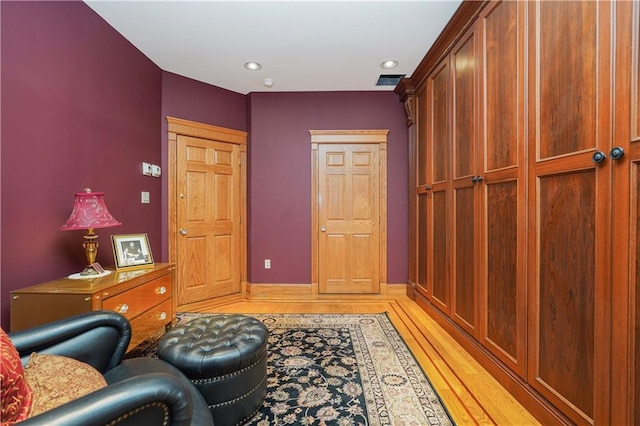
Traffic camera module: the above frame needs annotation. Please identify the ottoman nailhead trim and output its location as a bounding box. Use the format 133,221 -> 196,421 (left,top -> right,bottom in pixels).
192,350 -> 266,384
207,373 -> 266,410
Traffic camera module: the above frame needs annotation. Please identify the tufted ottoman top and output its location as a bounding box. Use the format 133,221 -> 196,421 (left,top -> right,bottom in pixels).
157,315 -> 268,379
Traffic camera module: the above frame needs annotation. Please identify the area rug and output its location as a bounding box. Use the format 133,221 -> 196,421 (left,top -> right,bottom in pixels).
127,313 -> 454,426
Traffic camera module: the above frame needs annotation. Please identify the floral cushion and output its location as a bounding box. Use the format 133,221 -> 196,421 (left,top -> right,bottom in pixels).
23,353 -> 107,418
0,328 -> 32,425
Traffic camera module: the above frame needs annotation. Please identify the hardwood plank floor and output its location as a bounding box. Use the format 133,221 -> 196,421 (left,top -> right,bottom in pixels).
185,296 -> 540,425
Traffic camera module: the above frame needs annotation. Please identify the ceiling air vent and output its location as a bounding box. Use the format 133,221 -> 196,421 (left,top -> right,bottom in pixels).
376,74 -> 406,87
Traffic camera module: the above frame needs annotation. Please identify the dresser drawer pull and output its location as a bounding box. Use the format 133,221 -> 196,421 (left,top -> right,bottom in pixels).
159,312 -> 167,321
155,286 -> 167,295
117,304 -> 129,314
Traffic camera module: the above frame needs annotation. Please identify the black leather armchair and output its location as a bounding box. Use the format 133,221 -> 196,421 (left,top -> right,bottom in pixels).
9,310 -> 213,426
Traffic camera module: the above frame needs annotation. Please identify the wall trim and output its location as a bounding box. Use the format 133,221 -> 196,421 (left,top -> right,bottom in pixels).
246,282 -> 407,299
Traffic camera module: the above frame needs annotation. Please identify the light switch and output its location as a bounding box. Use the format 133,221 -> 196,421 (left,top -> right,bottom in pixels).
151,164 -> 161,177
141,191 -> 150,204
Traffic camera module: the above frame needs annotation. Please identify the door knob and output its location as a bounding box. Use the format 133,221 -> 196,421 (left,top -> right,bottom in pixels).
320,226 -> 327,232
179,228 -> 187,235
592,151 -> 606,164
610,147 -> 625,160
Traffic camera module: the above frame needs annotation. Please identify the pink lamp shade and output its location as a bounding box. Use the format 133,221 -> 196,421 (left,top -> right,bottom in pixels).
60,188 -> 122,231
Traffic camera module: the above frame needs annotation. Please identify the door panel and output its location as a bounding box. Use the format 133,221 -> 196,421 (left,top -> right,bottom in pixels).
318,143 -> 380,293
417,194 -> 428,293
453,186 -> 476,331
430,190 -> 449,312
538,1 -> 598,159
484,0 -> 519,172
431,61 -> 449,184
417,86 -> 429,186
177,135 -> 241,304
453,32 -> 477,179
485,181 -> 518,361
634,160 -> 640,426
536,171 -> 596,419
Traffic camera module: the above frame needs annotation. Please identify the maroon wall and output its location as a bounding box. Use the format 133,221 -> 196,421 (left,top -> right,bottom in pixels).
159,72 -> 246,260
0,1 -> 163,329
247,92 -> 408,284
0,2 -> 410,331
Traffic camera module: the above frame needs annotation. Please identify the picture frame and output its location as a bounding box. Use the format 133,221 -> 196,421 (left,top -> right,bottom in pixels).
111,233 -> 154,269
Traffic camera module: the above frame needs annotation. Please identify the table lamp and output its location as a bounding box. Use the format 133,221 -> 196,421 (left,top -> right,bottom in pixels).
60,188 -> 122,277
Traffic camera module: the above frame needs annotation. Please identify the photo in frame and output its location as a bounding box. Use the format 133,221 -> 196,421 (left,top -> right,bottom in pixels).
111,233 -> 154,269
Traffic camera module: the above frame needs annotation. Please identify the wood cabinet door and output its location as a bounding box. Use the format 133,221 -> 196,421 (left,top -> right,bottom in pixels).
427,59 -> 451,314
611,1 -> 640,423
176,135 -> 241,304
630,6 -> 640,424
451,27 -> 479,336
477,0 -> 527,377
527,2 -> 613,424
416,85 -> 429,295
317,143 -> 381,293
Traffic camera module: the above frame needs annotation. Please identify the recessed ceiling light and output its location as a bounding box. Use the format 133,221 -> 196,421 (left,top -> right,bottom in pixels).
244,62 -> 262,71
380,60 -> 398,69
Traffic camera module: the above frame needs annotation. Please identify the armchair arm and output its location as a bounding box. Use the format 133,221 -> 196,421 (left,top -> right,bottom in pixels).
18,373 -> 195,426
9,310 -> 130,372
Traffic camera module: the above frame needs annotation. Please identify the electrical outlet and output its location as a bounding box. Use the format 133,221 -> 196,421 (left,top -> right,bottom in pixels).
142,162 -> 153,176
264,259 -> 271,269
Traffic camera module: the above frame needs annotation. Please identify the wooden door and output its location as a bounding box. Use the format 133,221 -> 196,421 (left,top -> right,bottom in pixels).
451,26 -> 479,336
318,144 -> 379,293
427,59 -> 451,314
611,2 -> 640,423
167,118 -> 247,308
416,85 -> 429,296
527,2 -> 612,424
478,0 -> 527,377
176,136 -> 241,304
311,130 -> 387,294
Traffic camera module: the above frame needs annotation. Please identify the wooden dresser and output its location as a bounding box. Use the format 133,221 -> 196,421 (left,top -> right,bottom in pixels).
10,263 -> 175,351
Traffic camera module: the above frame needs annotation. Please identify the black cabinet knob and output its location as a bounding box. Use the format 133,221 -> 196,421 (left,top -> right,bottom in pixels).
592,151 -> 606,164
610,147 -> 625,160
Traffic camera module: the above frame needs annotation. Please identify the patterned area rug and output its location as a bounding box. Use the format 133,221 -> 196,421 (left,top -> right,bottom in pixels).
127,313 -> 454,426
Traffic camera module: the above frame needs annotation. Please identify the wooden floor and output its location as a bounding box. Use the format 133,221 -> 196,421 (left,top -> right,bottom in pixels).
189,296 -> 540,425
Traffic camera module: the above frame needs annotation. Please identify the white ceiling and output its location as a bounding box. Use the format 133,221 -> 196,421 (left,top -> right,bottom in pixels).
84,0 -> 462,95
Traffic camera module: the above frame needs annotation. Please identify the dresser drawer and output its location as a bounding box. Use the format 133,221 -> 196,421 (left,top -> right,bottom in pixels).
102,274 -> 171,320
128,298 -> 173,351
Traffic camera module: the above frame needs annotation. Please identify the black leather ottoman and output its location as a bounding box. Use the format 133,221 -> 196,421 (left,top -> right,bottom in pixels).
157,315 -> 268,426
